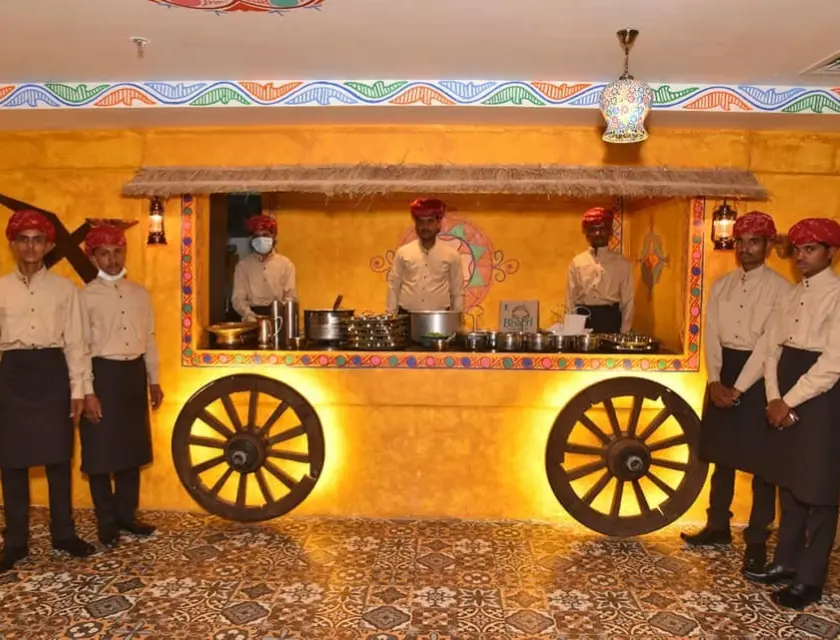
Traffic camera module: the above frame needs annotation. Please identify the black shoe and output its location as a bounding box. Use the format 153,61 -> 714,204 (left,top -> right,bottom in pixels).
771,583 -> 823,610
743,562 -> 796,584
0,546 -> 28,573
98,526 -> 120,547
742,543 -> 767,573
118,520 -> 156,536
52,536 -> 95,558
680,527 -> 732,546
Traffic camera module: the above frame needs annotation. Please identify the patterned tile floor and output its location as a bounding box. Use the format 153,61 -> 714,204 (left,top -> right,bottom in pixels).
0,509 -> 839,639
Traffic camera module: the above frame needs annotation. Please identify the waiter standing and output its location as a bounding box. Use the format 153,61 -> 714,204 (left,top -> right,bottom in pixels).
681,212 -> 791,574
80,225 -> 163,546
745,218 -> 840,610
0,210 -> 94,573
231,214 -> 297,322
386,198 -> 465,315
565,207 -> 634,333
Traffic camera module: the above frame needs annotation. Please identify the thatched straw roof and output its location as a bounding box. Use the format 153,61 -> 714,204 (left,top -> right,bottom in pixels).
122,164 -> 767,200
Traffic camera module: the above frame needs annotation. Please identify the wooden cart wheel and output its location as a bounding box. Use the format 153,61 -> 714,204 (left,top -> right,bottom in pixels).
545,377 -> 708,537
172,374 -> 325,522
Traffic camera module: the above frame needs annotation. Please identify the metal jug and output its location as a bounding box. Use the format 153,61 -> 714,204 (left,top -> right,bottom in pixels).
282,300 -> 300,344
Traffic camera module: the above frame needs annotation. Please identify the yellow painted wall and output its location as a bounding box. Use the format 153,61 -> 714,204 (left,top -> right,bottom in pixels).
1,125 -> 840,533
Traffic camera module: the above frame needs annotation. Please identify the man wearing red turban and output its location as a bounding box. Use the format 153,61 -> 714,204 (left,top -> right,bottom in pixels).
386,199 -> 465,315
564,207 -> 634,333
682,211 -> 791,576
746,217 -> 840,609
232,214 -> 297,322
0,210 -> 95,572
78,224 -> 163,546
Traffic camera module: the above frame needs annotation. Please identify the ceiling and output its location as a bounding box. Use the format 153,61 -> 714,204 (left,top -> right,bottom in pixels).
1,0 -> 839,131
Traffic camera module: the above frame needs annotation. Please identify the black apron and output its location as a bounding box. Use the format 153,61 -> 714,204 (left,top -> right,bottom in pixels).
398,306 -> 450,314
579,303 -> 622,334
0,348 -> 73,469
79,357 -> 153,475
699,347 -> 767,473
250,305 -> 272,317
762,346 -> 840,506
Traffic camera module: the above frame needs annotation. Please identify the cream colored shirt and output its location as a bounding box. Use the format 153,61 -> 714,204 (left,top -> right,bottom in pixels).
80,277 -> 161,394
764,267 -> 840,408
565,247 -> 635,333
705,265 -> 792,391
386,239 -> 465,313
232,252 -> 297,319
0,267 -> 88,399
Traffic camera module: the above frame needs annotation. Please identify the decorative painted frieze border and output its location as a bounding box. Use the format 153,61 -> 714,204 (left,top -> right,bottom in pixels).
180,196 -> 705,372
1,81 -> 838,114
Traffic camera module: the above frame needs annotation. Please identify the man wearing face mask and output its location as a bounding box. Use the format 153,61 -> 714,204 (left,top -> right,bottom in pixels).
80,224 -> 163,547
231,214 -> 297,323
565,207 -> 634,334
0,210 -> 94,573
386,198 -> 465,315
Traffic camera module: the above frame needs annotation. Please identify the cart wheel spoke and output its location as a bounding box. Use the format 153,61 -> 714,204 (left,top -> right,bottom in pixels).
581,470 -> 612,506
173,374 -> 325,523
647,434 -> 688,452
578,414 -> 611,445
198,410 -> 235,440
546,377 -> 708,537
220,394 -> 243,432
565,459 -> 607,482
637,406 -> 673,443
602,397 -> 623,438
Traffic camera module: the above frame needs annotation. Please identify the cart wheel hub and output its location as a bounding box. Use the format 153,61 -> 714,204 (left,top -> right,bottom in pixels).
607,438 -> 651,481
225,433 -> 265,473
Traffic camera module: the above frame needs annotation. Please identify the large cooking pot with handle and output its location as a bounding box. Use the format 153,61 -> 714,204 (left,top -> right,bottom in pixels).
304,309 -> 355,343
409,310 -> 463,344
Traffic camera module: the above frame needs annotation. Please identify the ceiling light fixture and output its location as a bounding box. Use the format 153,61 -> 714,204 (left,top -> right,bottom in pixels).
599,29 -> 654,144
131,37 -> 149,59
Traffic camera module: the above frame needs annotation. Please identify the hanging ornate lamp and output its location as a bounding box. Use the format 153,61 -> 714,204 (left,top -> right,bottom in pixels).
147,196 -> 167,245
599,29 -> 654,144
711,200 -> 738,250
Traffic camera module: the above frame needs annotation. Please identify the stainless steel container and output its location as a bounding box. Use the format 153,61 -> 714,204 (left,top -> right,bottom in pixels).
573,334 -> 602,352
282,300 -> 300,344
523,331 -> 559,352
409,310 -> 463,343
257,317 -> 276,348
498,331 -> 524,352
304,309 -> 355,343
460,331 -> 489,352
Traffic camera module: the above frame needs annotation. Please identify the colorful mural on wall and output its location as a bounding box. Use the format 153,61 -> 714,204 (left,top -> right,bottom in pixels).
639,231 -> 669,292
1,81 -> 838,114
148,0 -> 325,12
369,215 -> 520,314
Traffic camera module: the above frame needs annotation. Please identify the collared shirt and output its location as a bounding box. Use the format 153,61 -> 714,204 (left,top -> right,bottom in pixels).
79,277 -> 161,394
764,267 -> 840,408
231,252 -> 297,319
0,267 -> 88,398
386,239 -> 465,313
565,247 -> 635,333
705,265 -> 792,391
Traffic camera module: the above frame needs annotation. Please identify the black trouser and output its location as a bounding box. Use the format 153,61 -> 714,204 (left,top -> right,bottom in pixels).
707,464 -> 776,544
579,303 -> 622,334
773,488 -> 839,587
88,468 -> 141,528
1,463 -> 76,548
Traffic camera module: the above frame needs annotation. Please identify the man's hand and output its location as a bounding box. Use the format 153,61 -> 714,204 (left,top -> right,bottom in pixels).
767,398 -> 797,428
708,382 -> 735,408
150,385 -> 164,410
243,313 -> 257,323
71,398 -> 85,424
84,394 -> 103,424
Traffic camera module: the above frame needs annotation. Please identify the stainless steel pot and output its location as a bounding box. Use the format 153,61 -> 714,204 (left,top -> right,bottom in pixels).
573,334 -> 602,352
523,331 -> 559,353
459,331 -> 490,352
304,309 -> 355,343
498,331 -> 524,352
410,310 -> 463,343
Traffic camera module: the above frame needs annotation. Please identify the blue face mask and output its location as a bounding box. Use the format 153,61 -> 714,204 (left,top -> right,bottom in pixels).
251,237 -> 274,255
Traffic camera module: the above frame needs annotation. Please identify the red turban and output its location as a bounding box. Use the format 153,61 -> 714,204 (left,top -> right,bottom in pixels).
85,224 -> 127,257
733,210 -> 777,239
246,215 -> 277,236
5,210 -> 55,243
788,218 -> 840,248
581,207 -> 614,230
410,198 -> 446,220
